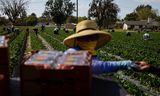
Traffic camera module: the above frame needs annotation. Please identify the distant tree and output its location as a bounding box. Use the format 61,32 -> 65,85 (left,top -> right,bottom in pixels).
42,9 -> 52,18
44,0 -> 75,26
18,7 -> 27,25
88,0 -> 120,29
135,6 -> 157,20
0,0 -> 29,25
116,16 -> 121,22
20,7 -> 27,20
38,17 -> 48,24
135,5 -> 152,12
25,13 -> 38,26
155,16 -> 160,22
124,4 -> 158,21
41,10 -> 53,24
0,16 -> 8,25
66,16 -> 77,23
124,12 -> 138,21
66,16 -> 88,23
78,16 -> 88,22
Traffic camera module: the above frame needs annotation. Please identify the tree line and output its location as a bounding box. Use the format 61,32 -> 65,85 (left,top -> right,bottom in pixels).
0,12 -> 88,26
0,0 -> 160,29
124,4 -> 160,22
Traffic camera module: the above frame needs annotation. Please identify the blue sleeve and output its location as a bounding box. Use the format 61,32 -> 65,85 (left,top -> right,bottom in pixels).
92,60 -> 140,74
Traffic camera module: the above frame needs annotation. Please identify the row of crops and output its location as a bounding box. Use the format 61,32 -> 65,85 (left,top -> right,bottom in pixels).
0,27 -> 27,76
99,32 -> 160,95
1,27 -> 160,96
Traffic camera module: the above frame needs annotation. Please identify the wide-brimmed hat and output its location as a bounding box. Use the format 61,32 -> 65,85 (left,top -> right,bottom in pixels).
63,20 -> 112,49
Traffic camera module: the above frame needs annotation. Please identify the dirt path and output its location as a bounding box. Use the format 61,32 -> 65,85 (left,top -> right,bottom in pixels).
26,35 -> 31,52
92,75 -> 128,96
10,33 -> 31,96
38,35 -> 53,50
10,78 -> 20,96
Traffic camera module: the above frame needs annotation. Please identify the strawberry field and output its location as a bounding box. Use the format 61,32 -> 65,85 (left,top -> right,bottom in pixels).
1,27 -> 160,96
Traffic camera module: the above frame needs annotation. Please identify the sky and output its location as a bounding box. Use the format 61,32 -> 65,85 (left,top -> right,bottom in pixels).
26,0 -> 160,19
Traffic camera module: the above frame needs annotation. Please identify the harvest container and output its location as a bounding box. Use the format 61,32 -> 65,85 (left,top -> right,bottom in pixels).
21,50 -> 91,96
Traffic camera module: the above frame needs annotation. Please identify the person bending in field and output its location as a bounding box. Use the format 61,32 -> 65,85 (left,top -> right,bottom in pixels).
143,32 -> 150,40
63,20 -> 150,74
41,24 -> 45,32
33,28 -> 38,36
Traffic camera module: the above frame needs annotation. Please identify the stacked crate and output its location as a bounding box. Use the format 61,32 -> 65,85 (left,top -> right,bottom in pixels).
0,36 -> 9,96
21,51 -> 92,96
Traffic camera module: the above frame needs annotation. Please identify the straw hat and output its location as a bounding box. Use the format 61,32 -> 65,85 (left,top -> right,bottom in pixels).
63,20 -> 112,49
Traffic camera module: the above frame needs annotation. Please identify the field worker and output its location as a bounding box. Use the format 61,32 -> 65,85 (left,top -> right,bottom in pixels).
41,24 -> 45,32
126,31 -> 131,36
53,27 -> 59,34
63,20 -> 150,74
143,32 -> 150,40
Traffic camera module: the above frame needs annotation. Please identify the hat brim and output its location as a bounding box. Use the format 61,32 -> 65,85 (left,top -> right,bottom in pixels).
63,30 -> 112,49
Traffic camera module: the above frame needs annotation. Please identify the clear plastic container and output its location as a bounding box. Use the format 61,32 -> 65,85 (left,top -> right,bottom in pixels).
57,51 -> 90,66
24,51 -> 91,69
24,51 -> 63,66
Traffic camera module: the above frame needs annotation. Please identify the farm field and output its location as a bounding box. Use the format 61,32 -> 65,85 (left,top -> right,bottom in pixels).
1,26 -> 160,96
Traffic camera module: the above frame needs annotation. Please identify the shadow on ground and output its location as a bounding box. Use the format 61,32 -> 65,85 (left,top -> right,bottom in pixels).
91,75 -> 128,96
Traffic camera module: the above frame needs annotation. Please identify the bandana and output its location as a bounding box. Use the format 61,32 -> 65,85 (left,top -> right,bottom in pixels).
77,41 -> 97,55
